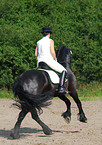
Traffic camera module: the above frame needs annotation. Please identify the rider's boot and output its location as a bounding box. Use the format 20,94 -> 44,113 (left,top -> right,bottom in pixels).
58,71 -> 67,94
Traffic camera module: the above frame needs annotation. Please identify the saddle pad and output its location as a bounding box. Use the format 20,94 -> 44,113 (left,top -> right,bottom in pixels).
38,69 -> 60,84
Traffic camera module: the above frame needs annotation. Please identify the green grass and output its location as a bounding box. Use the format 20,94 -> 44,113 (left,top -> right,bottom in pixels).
0,88 -> 14,99
77,82 -> 102,101
0,82 -> 102,101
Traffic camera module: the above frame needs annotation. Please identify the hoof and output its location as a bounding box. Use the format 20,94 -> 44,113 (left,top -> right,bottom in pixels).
61,112 -> 71,124
43,127 -> 53,135
10,132 -> 20,139
77,113 -> 87,123
64,116 -> 71,124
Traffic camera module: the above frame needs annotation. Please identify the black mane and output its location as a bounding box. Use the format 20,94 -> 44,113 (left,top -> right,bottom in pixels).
56,45 -> 72,68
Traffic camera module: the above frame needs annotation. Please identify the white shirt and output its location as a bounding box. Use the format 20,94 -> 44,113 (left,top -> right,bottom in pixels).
37,36 -> 54,63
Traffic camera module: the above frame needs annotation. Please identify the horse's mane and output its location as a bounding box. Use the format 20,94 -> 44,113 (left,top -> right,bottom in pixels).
56,45 -> 72,68
56,45 -> 66,59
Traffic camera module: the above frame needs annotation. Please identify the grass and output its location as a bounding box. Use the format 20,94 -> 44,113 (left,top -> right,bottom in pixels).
76,82 -> 102,101
0,89 -> 14,99
0,82 -> 102,101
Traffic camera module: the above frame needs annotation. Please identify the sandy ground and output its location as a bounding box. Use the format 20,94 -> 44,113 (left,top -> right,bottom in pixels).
0,99 -> 102,145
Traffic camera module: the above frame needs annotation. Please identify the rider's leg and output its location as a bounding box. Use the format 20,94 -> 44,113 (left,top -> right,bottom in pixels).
42,59 -> 67,73
58,70 -> 67,94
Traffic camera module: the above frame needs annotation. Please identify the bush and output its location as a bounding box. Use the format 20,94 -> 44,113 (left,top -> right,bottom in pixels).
0,0 -> 102,88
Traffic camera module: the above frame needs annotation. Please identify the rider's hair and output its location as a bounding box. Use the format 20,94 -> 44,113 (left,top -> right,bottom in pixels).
42,32 -> 49,36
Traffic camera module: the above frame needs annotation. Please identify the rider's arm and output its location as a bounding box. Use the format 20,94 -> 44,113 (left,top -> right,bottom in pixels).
50,40 -> 56,60
35,46 -> 38,57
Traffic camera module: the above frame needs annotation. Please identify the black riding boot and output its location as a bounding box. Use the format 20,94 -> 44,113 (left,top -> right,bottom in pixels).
58,71 -> 67,94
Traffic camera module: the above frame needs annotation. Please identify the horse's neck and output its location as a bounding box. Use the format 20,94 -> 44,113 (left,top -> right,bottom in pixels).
66,64 -> 70,71
65,55 -> 71,70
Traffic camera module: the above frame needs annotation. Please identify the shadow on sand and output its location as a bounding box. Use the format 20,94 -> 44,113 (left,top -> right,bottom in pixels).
0,127 -> 80,139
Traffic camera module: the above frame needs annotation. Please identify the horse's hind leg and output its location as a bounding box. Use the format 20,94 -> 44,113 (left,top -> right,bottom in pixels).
70,90 -> 87,123
31,108 -> 52,135
58,94 -> 71,123
10,109 -> 28,139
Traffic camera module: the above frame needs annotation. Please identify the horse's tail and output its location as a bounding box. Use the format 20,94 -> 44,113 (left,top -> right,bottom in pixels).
12,78 -> 54,114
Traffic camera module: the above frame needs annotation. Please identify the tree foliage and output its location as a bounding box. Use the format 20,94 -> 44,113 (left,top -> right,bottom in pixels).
0,0 -> 102,88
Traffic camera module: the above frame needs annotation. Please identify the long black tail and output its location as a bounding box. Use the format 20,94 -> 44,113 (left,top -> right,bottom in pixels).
12,79 -> 54,114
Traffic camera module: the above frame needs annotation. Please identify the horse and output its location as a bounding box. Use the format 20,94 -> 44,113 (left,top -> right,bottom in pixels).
10,44 -> 87,139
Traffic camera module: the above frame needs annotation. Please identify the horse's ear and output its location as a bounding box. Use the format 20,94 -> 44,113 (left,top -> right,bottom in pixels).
70,49 -> 73,54
70,50 -> 72,54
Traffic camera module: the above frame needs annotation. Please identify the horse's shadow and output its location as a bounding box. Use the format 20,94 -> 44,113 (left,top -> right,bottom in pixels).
0,128 -> 80,139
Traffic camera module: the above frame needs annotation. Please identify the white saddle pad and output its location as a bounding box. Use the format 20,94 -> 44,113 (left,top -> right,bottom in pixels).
38,69 -> 60,84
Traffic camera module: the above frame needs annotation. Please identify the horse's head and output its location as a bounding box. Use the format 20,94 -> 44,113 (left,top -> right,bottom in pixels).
56,45 -> 72,69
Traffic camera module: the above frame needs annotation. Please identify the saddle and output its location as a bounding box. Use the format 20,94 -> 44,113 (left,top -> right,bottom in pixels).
37,62 -> 61,84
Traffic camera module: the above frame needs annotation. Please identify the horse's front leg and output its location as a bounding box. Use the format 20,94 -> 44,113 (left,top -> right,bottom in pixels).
58,94 -> 71,124
10,109 -> 28,139
70,91 -> 87,123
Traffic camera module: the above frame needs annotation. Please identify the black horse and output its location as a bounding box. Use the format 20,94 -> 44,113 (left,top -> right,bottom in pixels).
10,45 -> 87,139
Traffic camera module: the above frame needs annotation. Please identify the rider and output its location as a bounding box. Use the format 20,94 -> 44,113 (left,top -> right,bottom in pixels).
35,27 -> 67,94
